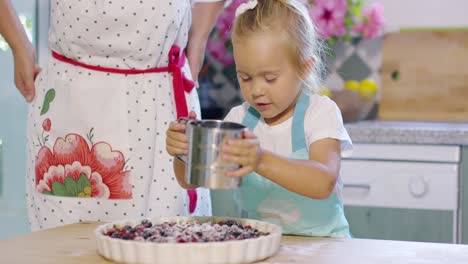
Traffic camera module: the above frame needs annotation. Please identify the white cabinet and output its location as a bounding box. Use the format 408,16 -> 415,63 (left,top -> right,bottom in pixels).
341,144 -> 461,243
342,160 -> 458,210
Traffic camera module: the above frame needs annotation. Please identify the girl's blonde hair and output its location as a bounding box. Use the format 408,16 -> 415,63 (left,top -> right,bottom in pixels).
232,0 -> 324,94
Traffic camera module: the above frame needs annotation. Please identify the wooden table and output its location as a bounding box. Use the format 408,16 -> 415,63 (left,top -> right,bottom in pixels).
1,222 -> 468,263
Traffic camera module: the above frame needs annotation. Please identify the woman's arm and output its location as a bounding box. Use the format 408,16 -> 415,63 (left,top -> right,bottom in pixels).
186,1 -> 225,82
256,138 -> 341,199
0,0 -> 29,51
0,0 -> 40,102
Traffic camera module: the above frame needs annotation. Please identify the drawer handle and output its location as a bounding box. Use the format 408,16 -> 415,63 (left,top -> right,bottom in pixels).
409,176 -> 428,198
343,184 -> 371,190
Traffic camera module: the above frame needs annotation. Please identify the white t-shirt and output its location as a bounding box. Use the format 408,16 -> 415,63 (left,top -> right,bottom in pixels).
223,94 -> 353,158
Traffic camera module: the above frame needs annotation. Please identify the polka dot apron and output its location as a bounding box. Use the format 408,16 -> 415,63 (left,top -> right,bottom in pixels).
26,0 -> 211,231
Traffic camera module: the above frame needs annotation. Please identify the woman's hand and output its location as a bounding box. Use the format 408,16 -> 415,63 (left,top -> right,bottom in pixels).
0,0 -> 41,102
12,42 -> 41,102
222,131 -> 263,178
165,111 -> 197,157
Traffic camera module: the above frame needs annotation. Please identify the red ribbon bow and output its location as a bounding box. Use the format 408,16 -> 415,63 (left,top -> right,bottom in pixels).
167,45 -> 195,119
167,46 -> 198,214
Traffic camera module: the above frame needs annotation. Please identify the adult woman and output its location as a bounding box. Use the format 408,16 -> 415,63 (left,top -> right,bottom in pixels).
0,0 -> 225,230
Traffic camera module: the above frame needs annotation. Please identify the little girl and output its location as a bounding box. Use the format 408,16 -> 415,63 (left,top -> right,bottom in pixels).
166,0 -> 353,237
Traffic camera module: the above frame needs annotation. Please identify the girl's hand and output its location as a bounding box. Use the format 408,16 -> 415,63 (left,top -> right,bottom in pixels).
165,111 -> 197,157
12,42 -> 41,102
222,131 -> 263,178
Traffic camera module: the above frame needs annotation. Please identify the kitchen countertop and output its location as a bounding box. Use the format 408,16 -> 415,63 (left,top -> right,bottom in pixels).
345,120 -> 468,145
2,222 -> 468,263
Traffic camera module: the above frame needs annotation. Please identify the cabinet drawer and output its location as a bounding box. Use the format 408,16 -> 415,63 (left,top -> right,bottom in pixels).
341,160 -> 458,210
344,206 -> 454,243
345,144 -> 460,162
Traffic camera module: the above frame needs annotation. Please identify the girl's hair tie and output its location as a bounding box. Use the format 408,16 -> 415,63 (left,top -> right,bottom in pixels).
235,0 -> 258,17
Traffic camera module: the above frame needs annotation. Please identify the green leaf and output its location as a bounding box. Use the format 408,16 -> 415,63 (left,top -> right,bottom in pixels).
347,0 -> 363,18
51,182 -> 69,196
345,17 -> 354,27
40,89 -> 56,116
25,17 -> 33,30
64,177 -> 79,196
77,174 -> 91,191
349,6 -> 360,16
341,35 -> 352,42
43,191 -> 53,195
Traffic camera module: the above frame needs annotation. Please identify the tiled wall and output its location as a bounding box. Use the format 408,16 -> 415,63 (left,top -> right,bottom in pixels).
365,0 -> 468,30
199,38 -> 382,120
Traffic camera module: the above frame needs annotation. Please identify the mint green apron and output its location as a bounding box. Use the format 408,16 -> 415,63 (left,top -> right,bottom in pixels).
238,94 -> 350,237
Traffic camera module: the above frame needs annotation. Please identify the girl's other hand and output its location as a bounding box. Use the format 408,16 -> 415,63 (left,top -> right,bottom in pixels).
12,42 -> 41,102
165,111 -> 197,157
222,130 -> 262,178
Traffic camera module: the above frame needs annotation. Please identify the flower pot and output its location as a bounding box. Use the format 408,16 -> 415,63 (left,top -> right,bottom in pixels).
324,37 -> 383,122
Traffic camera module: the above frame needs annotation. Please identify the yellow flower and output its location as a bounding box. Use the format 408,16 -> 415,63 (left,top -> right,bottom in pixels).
359,79 -> 378,98
84,186 -> 92,195
345,80 -> 360,92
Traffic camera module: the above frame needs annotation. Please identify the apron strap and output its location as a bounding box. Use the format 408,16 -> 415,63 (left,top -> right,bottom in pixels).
241,93 -> 310,153
52,45 -> 194,119
241,105 -> 261,130
291,94 -> 309,152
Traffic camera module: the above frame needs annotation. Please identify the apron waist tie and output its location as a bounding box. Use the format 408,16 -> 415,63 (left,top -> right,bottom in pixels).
51,45 -> 198,213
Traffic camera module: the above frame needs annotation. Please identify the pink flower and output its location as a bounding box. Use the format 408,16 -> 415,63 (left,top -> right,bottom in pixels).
309,0 -> 348,39
206,40 -> 235,66
35,134 -> 132,199
207,0 -> 248,65
42,118 -> 51,132
353,2 -> 385,40
215,13 -> 235,41
215,0 -> 246,41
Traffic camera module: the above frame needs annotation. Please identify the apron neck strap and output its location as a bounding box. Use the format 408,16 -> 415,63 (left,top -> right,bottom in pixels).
241,93 -> 310,152
241,105 -> 261,130
291,94 -> 309,152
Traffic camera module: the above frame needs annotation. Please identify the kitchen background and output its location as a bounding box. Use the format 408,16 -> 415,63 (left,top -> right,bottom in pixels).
1,0 -> 467,242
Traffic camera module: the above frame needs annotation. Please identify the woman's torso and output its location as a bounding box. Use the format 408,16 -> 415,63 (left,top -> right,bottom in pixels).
49,0 -> 192,69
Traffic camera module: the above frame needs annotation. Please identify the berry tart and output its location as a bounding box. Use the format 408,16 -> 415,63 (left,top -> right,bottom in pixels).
95,216 -> 282,264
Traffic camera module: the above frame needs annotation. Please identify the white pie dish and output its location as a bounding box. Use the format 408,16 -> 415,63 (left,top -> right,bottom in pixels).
95,216 -> 282,264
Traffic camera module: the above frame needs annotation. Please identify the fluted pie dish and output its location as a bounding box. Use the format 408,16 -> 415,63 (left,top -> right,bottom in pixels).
95,216 -> 282,264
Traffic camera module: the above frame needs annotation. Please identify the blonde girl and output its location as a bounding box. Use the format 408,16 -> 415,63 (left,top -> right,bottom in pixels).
166,0 -> 353,237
